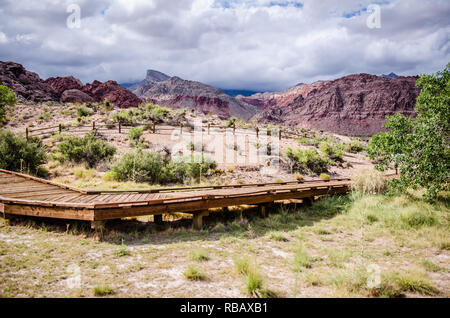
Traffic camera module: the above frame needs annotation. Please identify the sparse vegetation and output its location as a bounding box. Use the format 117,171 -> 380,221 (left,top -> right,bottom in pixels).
351,168 -> 387,195
109,150 -> 216,184
190,249 -> 210,262
285,147 -> 329,175
183,264 -> 205,281
93,284 -> 114,296
53,133 -> 116,168
0,85 -> 16,125
0,129 -> 47,175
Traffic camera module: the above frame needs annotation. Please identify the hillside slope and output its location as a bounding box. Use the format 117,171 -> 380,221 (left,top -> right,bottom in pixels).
249,73 -> 420,135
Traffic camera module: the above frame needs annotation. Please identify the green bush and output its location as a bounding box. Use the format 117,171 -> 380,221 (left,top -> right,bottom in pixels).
129,127 -> 144,147
77,104 -> 92,118
111,109 -> 140,125
0,85 -> 16,125
347,140 -> 364,153
142,104 -> 171,122
319,141 -> 345,162
285,147 -> 329,174
54,133 -> 116,168
226,116 -> 238,127
0,129 -> 47,175
110,150 -> 216,184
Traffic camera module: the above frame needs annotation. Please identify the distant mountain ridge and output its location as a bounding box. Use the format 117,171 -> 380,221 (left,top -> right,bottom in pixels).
129,70 -> 260,120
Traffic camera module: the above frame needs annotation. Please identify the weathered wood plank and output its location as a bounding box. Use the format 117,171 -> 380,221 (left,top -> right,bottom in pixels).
3,204 -> 94,221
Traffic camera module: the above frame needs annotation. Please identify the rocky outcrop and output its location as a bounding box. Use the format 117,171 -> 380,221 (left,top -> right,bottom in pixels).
0,61 -> 142,108
0,61 -> 59,102
83,80 -> 142,108
61,89 -> 94,103
251,74 -> 420,135
44,76 -> 83,95
131,71 -> 260,120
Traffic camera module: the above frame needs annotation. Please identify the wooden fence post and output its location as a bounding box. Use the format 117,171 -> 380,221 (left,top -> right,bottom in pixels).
208,123 -> 210,135
25,127 -> 29,140
92,121 -> 95,131
256,127 -> 259,139
152,121 -> 156,134
279,129 -> 282,141
118,121 -> 121,134
59,123 -> 62,134
180,123 -> 183,134
233,124 -> 236,135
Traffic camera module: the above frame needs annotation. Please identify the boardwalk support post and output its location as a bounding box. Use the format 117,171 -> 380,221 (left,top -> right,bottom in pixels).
154,214 -> 163,224
303,197 -> 313,206
192,211 -> 209,230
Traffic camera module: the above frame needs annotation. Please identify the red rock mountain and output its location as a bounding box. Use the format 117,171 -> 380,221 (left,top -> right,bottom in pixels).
82,80 -> 142,108
131,71 -> 260,120
248,74 -> 420,135
0,61 -> 59,102
0,61 -> 141,108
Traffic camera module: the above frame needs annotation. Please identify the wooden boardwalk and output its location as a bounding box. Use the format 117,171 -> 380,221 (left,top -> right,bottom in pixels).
0,168 -> 352,229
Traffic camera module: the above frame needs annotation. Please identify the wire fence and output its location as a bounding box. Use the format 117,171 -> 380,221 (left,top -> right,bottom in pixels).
25,120 -> 307,141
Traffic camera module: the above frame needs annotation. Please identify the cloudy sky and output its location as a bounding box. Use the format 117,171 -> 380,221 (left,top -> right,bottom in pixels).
0,0 -> 449,91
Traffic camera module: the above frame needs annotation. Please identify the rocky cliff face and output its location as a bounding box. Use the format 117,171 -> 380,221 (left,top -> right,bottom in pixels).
0,61 -> 142,108
131,71 -> 260,120
251,73 -> 420,135
0,61 -> 59,102
82,80 -> 142,108
44,76 -> 83,95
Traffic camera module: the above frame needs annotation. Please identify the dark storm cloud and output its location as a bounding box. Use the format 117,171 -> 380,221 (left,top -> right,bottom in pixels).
0,0 -> 448,90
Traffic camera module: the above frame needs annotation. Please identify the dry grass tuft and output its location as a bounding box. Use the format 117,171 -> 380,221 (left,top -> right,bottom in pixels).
351,168 -> 386,195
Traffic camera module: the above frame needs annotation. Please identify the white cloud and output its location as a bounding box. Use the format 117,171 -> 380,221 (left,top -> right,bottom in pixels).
0,0 -> 448,90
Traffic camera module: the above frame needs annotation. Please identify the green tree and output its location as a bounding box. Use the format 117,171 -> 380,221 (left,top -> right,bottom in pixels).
0,85 -> 16,125
367,63 -> 450,200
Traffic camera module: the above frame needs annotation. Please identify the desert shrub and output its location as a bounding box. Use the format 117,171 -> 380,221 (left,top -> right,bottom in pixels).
74,168 -> 97,180
294,172 -> 304,181
320,173 -> 331,181
319,141 -> 345,162
0,85 -> 16,125
93,285 -> 114,296
347,140 -> 364,153
351,168 -> 387,195
110,151 -> 216,184
144,104 -> 171,122
54,133 -> 116,168
129,127 -> 144,146
177,155 -> 217,180
183,264 -> 205,281
285,147 -> 329,174
0,129 -> 47,175
38,112 -> 52,121
111,109 -> 141,125
226,116 -> 238,127
77,104 -> 92,118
